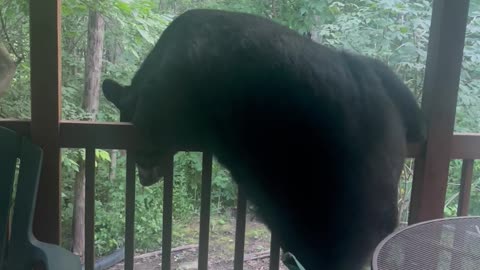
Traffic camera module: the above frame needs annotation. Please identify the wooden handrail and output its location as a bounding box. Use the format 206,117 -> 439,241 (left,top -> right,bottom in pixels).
2,120 -> 480,159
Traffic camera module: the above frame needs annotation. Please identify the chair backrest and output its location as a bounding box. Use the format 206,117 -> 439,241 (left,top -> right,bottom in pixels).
0,127 -> 22,266
0,126 -> 43,269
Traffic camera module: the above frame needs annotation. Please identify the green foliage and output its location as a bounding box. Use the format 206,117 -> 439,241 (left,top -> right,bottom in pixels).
316,0 -> 480,220
0,0 -> 30,119
211,158 -> 237,212
456,6 -> 480,133
318,0 -> 432,99
205,0 -> 333,35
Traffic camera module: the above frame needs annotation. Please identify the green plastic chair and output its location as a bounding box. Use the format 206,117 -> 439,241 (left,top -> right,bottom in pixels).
281,252 -> 306,270
0,126 -> 81,270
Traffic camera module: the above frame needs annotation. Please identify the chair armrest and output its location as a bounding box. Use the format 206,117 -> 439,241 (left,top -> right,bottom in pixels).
32,240 -> 82,270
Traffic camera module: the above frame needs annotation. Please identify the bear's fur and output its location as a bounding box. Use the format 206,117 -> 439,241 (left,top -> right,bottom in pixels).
103,9 -> 425,269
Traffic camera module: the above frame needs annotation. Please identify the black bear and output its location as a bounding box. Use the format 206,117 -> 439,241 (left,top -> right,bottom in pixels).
103,9 -> 425,270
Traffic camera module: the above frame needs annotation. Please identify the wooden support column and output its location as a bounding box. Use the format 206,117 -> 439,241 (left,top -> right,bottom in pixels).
29,0 -> 62,244
409,0 -> 470,224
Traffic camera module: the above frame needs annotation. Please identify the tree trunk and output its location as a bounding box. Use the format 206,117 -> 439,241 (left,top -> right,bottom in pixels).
0,43 -> 15,97
82,10 -> 105,120
158,0 -> 165,13
109,150 -> 117,181
271,0 -> 276,18
105,38 -> 122,67
72,160 -> 86,258
104,32 -> 119,182
72,10 -> 105,260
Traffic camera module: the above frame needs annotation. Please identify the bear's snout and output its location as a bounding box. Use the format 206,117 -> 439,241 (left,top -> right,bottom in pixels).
137,165 -> 164,186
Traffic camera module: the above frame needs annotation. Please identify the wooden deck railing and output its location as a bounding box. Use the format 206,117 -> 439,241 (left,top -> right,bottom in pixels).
0,0 -> 477,268
1,119 -> 479,269
0,119 -> 289,269
4,120 -> 480,158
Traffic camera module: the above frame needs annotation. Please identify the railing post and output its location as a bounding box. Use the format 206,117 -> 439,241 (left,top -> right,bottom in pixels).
409,0 -> 470,224
29,0 -> 62,244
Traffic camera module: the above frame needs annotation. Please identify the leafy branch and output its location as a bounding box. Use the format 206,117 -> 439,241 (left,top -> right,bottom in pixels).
0,0 -> 24,65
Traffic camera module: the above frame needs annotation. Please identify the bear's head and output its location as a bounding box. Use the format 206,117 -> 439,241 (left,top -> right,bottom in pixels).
103,79 -> 169,186
102,79 -> 137,122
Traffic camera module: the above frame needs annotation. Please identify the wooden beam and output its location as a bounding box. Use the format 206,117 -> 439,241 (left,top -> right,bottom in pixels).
0,120 -> 30,137
57,121 -> 447,158
59,121 -> 140,149
451,134 -> 480,159
29,0 -> 62,244
409,0 -> 470,224
3,119 -> 480,160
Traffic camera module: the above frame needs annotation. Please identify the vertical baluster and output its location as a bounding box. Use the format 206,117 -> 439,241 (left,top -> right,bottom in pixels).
269,233 -> 280,270
198,153 -> 213,270
457,159 -> 474,216
233,187 -> 247,270
125,151 -> 136,269
85,147 -> 96,270
162,154 -> 174,270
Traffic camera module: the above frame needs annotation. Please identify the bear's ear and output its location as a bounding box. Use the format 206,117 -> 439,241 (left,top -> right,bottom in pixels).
103,79 -> 126,109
